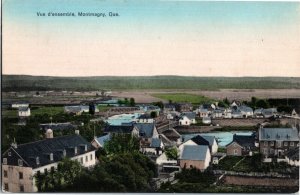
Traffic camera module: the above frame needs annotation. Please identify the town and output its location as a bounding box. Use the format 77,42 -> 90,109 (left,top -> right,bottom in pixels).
2,91 -> 299,193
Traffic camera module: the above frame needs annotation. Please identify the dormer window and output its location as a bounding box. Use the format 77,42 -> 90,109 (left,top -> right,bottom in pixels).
264,141 -> 268,146
8,152 -> 11,156
63,149 -> 66,157
18,159 -> 23,167
49,153 -> 53,161
3,158 -> 7,165
84,145 -> 88,152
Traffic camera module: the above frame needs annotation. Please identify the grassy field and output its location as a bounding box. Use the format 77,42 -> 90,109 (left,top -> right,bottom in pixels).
151,93 -> 215,104
3,75 -> 300,91
2,106 -> 64,118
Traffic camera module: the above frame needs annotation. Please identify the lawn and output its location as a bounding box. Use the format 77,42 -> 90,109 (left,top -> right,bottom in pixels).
151,93 -> 215,105
30,106 -> 64,116
212,156 -> 243,170
97,105 -> 112,112
2,109 -> 17,118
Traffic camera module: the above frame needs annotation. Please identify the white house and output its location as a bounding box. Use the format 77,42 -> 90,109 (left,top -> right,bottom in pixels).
239,105 -> 254,118
2,131 -> 96,193
179,145 -> 211,170
179,112 -> 196,126
18,107 -> 31,117
202,117 -> 211,125
180,135 -> 218,155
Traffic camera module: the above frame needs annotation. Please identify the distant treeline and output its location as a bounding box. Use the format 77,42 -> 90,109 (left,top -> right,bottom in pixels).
3,75 -> 300,91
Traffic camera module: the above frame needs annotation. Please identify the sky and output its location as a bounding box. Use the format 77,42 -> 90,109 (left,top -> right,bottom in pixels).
3,0 -> 300,77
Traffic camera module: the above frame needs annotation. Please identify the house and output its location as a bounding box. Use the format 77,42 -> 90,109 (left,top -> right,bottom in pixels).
212,109 -> 223,118
179,135 -> 218,155
166,111 -> 180,120
259,127 -> 299,158
164,104 -> 176,112
11,103 -> 29,109
179,112 -> 196,126
199,108 -> 210,118
202,117 -> 211,125
291,109 -> 298,117
226,133 -> 256,156
231,110 -> 243,118
104,124 -> 139,137
91,134 -> 111,149
239,105 -> 253,118
285,147 -> 299,166
1,131 -> 96,193
224,108 -> 232,118
136,114 -> 154,123
179,145 -> 211,170
134,123 -> 160,153
254,108 -> 264,118
18,107 -> 31,117
174,103 -> 193,112
141,138 -> 164,156
230,101 -> 241,108
141,105 -> 161,116
262,108 -> 278,118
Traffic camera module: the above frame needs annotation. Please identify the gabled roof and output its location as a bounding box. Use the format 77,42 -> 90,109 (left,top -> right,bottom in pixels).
95,134 -> 111,146
3,135 -> 95,169
180,145 -> 209,161
150,138 -> 161,148
104,124 -> 135,134
182,112 -> 196,120
259,128 -> 299,141
134,123 -> 155,138
191,135 -> 209,146
227,134 -> 255,148
239,105 -> 253,112
18,107 -> 29,111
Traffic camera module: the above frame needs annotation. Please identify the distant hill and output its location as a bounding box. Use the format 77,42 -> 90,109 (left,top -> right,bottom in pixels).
2,75 -> 300,91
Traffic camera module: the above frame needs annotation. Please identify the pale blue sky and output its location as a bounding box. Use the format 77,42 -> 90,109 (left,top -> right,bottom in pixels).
3,1 -> 300,76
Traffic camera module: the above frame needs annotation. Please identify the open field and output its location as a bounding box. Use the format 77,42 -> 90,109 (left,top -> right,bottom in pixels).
3,89 -> 300,104
150,93 -> 215,104
2,106 -> 64,118
3,75 -> 300,91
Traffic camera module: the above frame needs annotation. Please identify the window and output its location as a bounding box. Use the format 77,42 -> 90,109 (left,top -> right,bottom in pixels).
8,152 -> 11,156
4,183 -> 8,191
50,153 -> 53,161
19,172 -> 23,179
264,141 -> 268,146
20,185 -> 24,192
270,142 -> 274,146
290,142 -> 294,146
263,148 -> 268,154
234,149 -> 238,155
3,158 -> 7,165
297,143 -> 299,147
284,142 -> 288,146
277,141 -> 281,147
4,170 -> 8,178
18,159 -> 23,167
90,154 -> 93,161
85,155 -> 88,162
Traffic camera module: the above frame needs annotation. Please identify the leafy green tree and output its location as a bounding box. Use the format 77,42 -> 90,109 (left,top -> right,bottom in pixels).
223,97 -> 230,106
129,98 -> 135,106
104,133 -> 139,155
165,147 -> 178,160
256,99 -> 270,109
153,101 -> 164,109
150,111 -> 157,118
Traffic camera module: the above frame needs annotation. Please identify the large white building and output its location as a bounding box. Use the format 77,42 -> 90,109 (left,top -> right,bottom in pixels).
2,130 -> 96,193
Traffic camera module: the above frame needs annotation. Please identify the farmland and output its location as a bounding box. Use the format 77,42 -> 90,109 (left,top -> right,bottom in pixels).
150,93 -> 215,104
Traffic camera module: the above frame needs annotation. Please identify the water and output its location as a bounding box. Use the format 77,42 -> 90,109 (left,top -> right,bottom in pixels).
105,113 -> 142,125
181,131 -> 255,147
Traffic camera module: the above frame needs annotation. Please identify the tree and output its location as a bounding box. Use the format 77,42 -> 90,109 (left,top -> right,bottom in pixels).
129,98 -> 135,106
256,99 -> 270,109
165,147 -> 178,160
223,97 -> 230,106
124,98 -> 129,105
153,101 -> 164,109
104,133 -> 139,155
89,102 -> 95,115
150,111 -> 157,118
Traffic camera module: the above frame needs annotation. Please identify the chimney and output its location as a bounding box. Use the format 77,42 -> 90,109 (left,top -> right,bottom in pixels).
45,129 -> 53,139
36,157 -> 40,165
11,138 -> 17,148
75,130 -> 80,135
